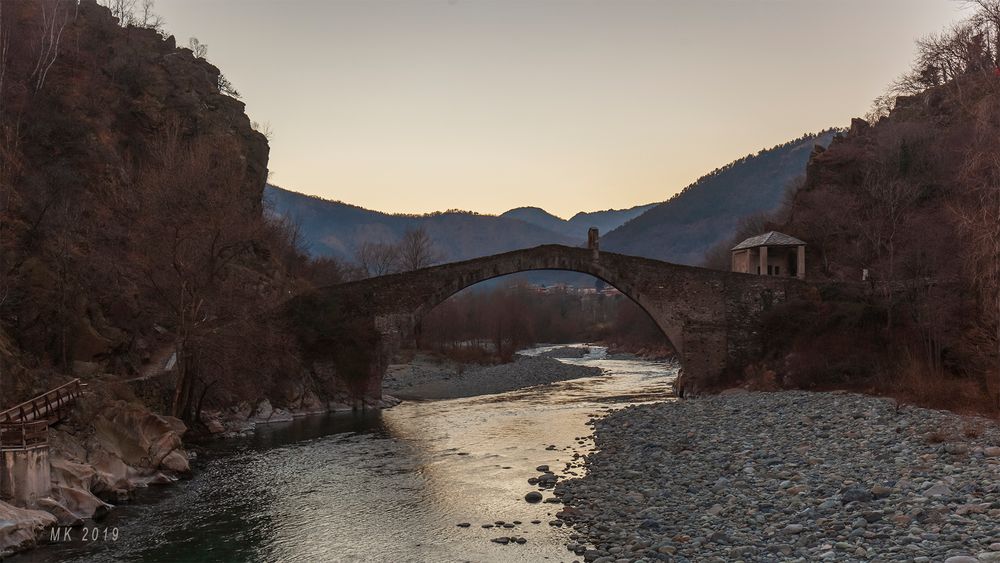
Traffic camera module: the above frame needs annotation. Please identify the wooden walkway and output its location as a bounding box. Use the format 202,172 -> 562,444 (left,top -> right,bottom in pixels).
0,420 -> 49,451
0,379 -> 84,450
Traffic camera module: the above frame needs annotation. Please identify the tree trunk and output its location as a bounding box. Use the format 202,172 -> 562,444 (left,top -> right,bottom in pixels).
170,342 -> 195,422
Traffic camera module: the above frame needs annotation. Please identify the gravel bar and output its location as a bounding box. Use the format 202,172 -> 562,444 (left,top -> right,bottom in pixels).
554,390 -> 1000,562
385,355 -> 602,400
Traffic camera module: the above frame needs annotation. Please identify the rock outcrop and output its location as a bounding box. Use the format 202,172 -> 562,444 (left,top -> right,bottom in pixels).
0,386 -> 200,556
36,397 -> 189,532
90,400 -> 190,476
0,501 -> 57,557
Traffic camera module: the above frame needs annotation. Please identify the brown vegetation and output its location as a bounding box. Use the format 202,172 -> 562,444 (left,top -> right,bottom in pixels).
354,226 -> 438,277
710,1 -> 1000,416
0,0 -> 346,422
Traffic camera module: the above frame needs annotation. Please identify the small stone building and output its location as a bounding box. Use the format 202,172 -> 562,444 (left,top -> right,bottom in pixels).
730,231 -> 806,279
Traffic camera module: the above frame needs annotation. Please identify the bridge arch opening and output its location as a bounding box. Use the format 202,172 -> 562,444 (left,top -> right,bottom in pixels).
412,270 -> 677,363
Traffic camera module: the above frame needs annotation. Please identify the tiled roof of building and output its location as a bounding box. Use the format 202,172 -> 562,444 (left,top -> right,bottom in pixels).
731,231 -> 806,251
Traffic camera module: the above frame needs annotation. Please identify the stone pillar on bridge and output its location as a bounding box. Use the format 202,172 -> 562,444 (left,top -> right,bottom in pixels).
678,322 -> 728,393
587,228 -> 599,261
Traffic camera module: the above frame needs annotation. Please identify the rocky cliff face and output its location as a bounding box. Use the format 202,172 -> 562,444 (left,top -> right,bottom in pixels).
6,0 -> 268,208
1,0 -> 270,400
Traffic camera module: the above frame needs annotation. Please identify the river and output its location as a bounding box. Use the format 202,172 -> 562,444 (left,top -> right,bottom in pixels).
16,345 -> 676,563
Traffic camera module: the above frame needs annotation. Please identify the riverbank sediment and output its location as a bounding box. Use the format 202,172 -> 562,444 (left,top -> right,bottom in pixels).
554,390 -> 1000,562
385,353 -> 603,400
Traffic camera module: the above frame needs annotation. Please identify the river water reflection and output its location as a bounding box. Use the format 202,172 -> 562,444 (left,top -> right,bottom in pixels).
18,345 -> 676,563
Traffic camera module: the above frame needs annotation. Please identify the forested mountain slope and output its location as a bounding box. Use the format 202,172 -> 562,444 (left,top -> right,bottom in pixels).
601,131 -> 836,264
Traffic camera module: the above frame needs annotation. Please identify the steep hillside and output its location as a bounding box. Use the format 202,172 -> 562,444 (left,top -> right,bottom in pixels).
768,77 -> 999,391
500,203 -> 656,239
601,131 -> 836,264
266,186 -> 578,262
719,51 -> 1000,411
0,0 -> 318,418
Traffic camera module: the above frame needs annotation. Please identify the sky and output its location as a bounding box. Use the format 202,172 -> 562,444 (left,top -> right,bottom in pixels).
155,0 -> 966,218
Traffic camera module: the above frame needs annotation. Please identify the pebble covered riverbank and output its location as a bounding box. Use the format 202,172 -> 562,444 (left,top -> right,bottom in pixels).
554,390 -> 1000,562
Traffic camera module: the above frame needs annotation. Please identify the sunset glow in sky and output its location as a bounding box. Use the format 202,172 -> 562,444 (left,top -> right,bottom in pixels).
156,0 -> 964,218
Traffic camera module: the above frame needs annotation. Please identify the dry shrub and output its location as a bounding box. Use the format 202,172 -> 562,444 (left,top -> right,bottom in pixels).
963,422 -> 985,438
760,294 -> 888,389
884,350 -> 999,417
925,429 -> 952,444
757,285 -> 1000,418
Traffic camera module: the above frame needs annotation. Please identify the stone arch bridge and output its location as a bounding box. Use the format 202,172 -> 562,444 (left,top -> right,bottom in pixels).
285,245 -> 808,397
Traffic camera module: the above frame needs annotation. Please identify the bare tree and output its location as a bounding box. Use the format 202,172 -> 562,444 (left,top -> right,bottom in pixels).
184,37 -> 240,98
261,206 -> 307,277
859,159 -> 919,329
101,0 -> 137,26
355,240 -> 399,277
251,121 -> 274,141
965,0 -> 1000,64
30,0 -> 74,92
130,125 -> 266,421
139,0 -> 164,32
954,149 -> 1000,407
865,93 -> 898,124
187,37 -> 208,59
217,74 -> 241,98
100,0 -> 165,31
793,188 -> 854,276
914,23 -> 985,84
868,2 -> 1000,118
0,2 -> 9,116
397,226 -> 437,271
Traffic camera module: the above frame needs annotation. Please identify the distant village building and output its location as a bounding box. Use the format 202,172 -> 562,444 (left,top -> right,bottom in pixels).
730,231 -> 806,280
526,282 -> 620,297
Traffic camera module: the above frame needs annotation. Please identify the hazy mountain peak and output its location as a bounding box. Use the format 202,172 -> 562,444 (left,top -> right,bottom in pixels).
500,203 -> 658,239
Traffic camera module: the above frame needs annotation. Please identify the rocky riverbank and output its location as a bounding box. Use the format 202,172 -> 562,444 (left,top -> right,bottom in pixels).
198,393 -> 401,438
0,382 -> 406,557
0,394 -> 191,556
553,390 -> 1000,562
384,353 -> 603,400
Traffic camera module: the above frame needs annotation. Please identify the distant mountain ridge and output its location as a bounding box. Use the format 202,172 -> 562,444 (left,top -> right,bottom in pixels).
264,186 -> 579,263
266,130 -> 835,268
500,203 -> 656,239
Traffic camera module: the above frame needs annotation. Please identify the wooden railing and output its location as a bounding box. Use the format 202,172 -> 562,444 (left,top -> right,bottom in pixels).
0,379 -> 84,424
0,420 -> 49,450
